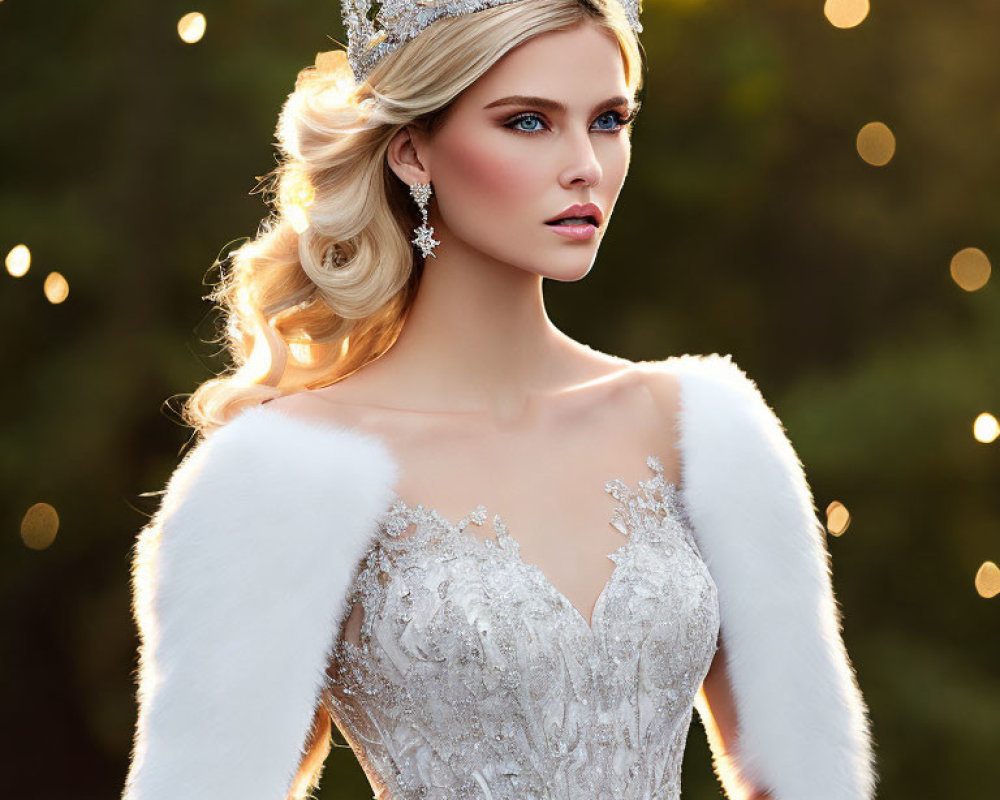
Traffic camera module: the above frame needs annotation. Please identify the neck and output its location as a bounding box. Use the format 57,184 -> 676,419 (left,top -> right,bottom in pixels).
363,236 -> 611,422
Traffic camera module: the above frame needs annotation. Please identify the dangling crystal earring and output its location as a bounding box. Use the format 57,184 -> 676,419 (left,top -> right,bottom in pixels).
409,181 -> 440,259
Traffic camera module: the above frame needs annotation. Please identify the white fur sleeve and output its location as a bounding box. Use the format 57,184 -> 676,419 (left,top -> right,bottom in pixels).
673,354 -> 877,800
122,405 -> 398,800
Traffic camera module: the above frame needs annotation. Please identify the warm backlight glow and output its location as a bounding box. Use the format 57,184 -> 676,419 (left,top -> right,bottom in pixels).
244,331 -> 275,383
21,503 -> 59,550
43,271 -> 69,303
6,244 -> 30,277
287,203 -> 310,234
289,342 -> 313,365
177,12 -> 206,44
287,181 -> 316,209
975,561 -> 1000,599
973,412 -> 999,444
315,50 -> 357,99
856,121 -> 895,166
825,500 -> 852,536
824,0 -> 870,29
949,247 -> 991,291
281,168 -> 318,237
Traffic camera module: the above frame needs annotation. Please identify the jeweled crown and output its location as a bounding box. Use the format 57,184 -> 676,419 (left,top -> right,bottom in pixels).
341,0 -> 643,83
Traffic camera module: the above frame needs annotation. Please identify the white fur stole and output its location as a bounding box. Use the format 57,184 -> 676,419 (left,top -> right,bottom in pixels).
121,353 -> 876,800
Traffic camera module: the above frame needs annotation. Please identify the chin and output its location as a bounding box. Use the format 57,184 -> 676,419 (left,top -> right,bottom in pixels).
533,254 -> 598,283
488,237 -> 600,281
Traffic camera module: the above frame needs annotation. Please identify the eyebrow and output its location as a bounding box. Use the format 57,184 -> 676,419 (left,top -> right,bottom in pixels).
483,94 -> 633,113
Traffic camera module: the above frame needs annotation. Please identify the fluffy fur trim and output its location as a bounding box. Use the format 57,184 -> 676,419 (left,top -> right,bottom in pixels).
122,404 -> 399,800
122,354 -> 876,800
672,353 -> 877,799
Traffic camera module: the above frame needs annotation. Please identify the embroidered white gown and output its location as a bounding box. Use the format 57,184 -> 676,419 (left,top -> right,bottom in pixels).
322,455 -> 721,800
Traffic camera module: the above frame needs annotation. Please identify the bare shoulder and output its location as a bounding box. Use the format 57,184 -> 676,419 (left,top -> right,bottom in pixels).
261,373 -> 446,448
629,359 -> 683,427
633,353 -> 769,410
263,383 -> 370,430
584,358 -> 685,481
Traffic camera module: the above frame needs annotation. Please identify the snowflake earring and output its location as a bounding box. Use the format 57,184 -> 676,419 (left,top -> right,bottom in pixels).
409,181 -> 440,259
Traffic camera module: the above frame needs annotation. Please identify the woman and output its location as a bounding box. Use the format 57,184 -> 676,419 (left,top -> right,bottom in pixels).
121,1 -> 877,799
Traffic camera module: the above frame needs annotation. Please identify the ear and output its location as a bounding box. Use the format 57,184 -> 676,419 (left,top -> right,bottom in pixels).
386,124 -> 431,188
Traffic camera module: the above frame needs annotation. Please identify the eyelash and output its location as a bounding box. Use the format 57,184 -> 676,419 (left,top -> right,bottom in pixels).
503,108 -> 639,136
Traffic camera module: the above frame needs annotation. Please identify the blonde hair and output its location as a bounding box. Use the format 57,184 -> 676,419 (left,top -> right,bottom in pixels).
180,0 -> 644,442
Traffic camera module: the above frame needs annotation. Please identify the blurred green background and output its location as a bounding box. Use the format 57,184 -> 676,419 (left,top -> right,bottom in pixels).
2,0 -> 997,797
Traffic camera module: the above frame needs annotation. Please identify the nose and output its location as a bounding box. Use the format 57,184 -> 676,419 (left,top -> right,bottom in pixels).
558,126 -> 603,189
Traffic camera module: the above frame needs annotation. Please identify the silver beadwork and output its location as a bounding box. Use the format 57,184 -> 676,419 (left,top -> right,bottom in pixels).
409,181 -> 440,259
322,453 -> 720,799
341,0 -> 644,84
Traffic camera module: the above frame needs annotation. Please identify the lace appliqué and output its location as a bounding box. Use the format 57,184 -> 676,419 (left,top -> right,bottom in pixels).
605,455 -> 706,560
323,455 -> 721,800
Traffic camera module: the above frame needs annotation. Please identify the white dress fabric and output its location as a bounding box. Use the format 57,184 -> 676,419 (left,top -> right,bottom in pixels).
326,456 -> 720,800
120,353 -> 877,800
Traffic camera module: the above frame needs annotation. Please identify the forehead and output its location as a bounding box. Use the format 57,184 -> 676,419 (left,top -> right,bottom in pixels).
458,21 -> 628,106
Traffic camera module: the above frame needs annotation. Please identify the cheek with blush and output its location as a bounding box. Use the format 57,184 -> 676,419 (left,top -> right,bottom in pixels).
431,127 -> 547,251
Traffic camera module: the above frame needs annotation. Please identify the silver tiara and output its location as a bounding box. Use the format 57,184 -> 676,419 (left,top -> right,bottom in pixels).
341,0 -> 643,83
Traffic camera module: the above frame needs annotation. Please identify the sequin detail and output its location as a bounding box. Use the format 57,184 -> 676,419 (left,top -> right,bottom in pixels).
322,454 -> 721,800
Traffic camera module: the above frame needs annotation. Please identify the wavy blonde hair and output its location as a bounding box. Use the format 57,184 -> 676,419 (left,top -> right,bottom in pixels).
180,0 -> 644,443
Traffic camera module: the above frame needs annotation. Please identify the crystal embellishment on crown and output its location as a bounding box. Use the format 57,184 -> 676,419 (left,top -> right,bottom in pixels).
341,0 -> 644,83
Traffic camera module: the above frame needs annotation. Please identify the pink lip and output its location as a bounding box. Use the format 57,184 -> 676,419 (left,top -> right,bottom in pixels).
547,222 -> 597,241
544,202 -> 604,227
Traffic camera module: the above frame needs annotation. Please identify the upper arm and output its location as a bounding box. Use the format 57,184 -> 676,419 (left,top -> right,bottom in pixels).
642,363 -> 762,795
668,353 -> 874,800
123,405 -> 397,800
695,632 -> 773,800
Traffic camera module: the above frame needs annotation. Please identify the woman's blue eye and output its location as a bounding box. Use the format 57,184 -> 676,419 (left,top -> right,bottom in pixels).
594,111 -> 624,130
510,114 -> 545,132
504,110 -> 632,135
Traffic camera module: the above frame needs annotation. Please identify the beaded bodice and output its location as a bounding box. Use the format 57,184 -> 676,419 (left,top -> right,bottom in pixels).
321,455 -> 721,800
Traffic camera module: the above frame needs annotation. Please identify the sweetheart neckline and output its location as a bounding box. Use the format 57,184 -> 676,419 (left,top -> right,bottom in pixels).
378,454 -> 686,635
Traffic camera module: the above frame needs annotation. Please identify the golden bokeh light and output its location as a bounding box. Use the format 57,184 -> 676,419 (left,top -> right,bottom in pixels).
949,246 -> 991,291
21,502 -> 60,550
856,121 -> 895,166
974,561 -> 1000,599
825,500 -> 852,536
177,12 -> 207,44
824,0 -> 870,29
972,412 -> 999,444
43,271 -> 69,304
6,243 -> 31,277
